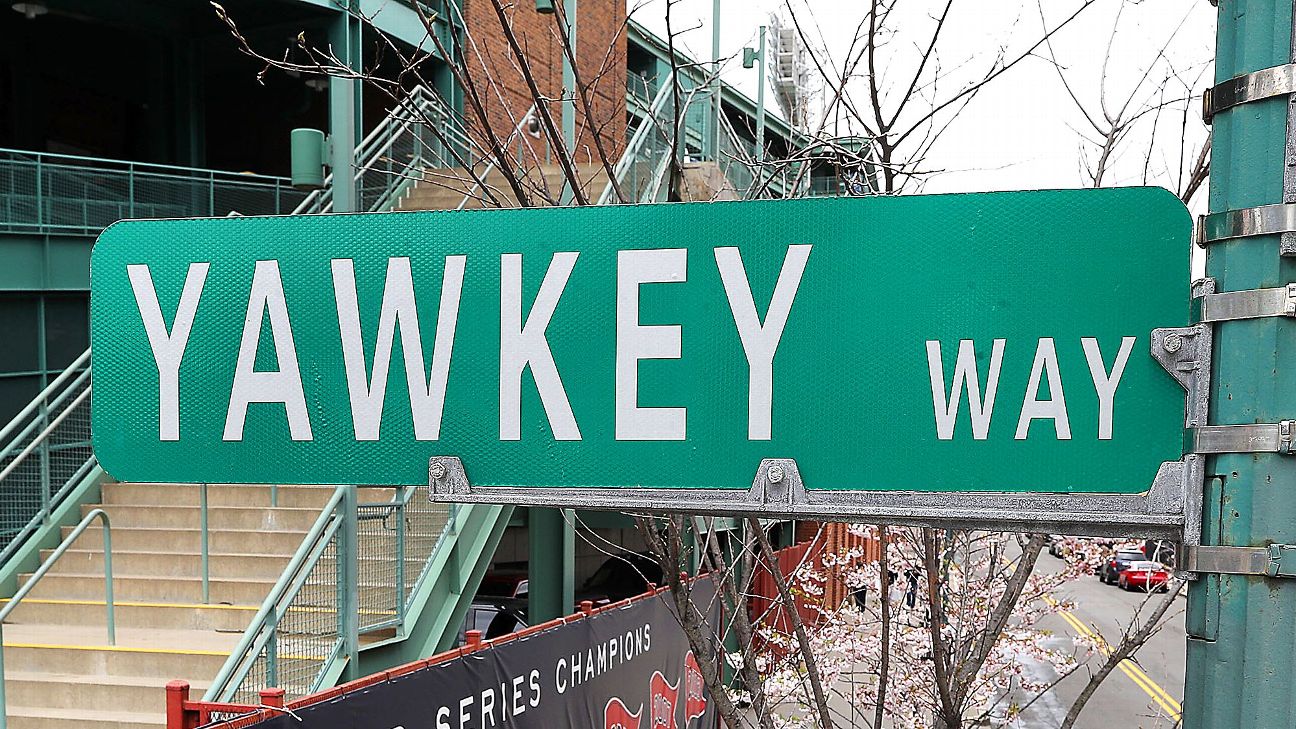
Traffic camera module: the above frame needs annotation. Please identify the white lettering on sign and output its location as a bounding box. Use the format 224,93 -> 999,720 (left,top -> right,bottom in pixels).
500,252 -> 582,441
926,339 -> 1005,440
928,337 -> 1136,441
1015,337 -> 1071,440
128,262 -> 209,441
1082,336 -> 1135,440
715,244 -> 812,440
331,256 -> 465,441
223,260 -> 313,441
616,248 -> 687,441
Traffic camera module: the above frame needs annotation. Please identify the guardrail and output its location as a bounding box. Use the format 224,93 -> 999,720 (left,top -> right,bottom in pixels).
205,485 -> 455,705
0,149 -> 305,236
0,350 -> 94,564
0,508 -> 114,729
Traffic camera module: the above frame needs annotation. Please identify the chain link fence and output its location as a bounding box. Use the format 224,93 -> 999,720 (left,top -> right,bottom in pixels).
0,150 -> 305,236
0,351 -> 95,563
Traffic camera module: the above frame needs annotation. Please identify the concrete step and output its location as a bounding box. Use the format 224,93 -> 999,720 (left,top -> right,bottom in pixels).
80,503 -> 323,531
18,573 -> 276,604
4,705 -> 164,729
2,639 -> 230,678
3,671 -> 210,711
1,598 -> 258,632
101,483 -> 339,509
65,527 -> 309,554
39,549 -> 292,580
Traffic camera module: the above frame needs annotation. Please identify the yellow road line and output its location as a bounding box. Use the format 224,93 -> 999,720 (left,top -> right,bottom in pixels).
1046,596 -> 1181,721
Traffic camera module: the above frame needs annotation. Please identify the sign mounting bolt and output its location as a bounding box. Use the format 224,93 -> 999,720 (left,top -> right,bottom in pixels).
1163,333 -> 1183,353
429,461 -> 447,481
768,464 -> 785,484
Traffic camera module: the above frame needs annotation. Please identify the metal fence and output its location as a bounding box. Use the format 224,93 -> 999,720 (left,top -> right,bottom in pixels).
209,486 -> 455,705
294,85 -> 476,216
0,350 -> 94,563
0,150 -> 305,236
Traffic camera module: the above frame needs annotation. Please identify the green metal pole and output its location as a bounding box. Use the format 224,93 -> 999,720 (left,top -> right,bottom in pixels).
340,485 -> 360,683
755,25 -> 766,165
329,6 -> 362,213
200,483 -> 209,605
710,0 -> 722,161
561,0 -> 577,205
527,507 -> 575,622
1185,2 -> 1296,728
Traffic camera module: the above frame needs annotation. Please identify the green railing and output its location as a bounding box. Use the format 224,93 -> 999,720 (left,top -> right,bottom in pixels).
206,486 -> 455,704
0,507 -> 114,729
0,149 -> 306,236
0,349 -> 94,564
294,84 -> 478,215
600,79 -> 678,204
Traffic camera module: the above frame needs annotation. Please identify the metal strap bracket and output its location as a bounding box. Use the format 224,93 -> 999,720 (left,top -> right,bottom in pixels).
1190,420 -> 1296,455
1204,63 -> 1296,123
1185,544 -> 1296,577
1198,284 -> 1296,323
1197,204 -> 1296,253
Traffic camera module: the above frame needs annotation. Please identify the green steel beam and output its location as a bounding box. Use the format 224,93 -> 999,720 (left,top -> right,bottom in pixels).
1185,2 -> 1296,728
528,507 -> 575,622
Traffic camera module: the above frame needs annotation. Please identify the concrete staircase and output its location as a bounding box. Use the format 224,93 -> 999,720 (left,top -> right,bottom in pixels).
399,163 -> 610,210
0,482 -> 334,729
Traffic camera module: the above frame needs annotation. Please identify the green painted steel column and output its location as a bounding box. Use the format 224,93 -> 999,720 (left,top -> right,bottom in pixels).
1185,2 -> 1296,727
339,484 -> 360,683
528,507 -> 575,622
561,0 -> 577,205
329,6 -> 363,213
709,0 -> 721,161
755,25 -> 766,164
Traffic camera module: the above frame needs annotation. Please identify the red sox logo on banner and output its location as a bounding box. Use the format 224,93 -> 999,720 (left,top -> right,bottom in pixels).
683,651 -> 707,724
605,697 -> 642,729
649,670 -> 679,729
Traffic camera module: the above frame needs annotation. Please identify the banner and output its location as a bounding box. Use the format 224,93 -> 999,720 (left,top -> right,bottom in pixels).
246,582 -> 720,729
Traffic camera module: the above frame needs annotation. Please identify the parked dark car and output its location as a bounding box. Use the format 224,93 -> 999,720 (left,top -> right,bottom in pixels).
457,597 -> 528,646
479,560 -> 530,598
577,553 -> 664,605
1099,548 -> 1147,584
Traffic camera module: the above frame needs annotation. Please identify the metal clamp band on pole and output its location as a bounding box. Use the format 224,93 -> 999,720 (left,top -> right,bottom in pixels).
1198,284 -> 1296,322
1191,420 -> 1296,455
1204,62 -> 1296,123
1198,203 -> 1296,248
1185,544 -> 1296,577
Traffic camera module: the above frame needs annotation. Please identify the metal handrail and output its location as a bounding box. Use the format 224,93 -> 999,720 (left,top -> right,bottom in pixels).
205,486 -> 346,701
598,79 -> 676,205
293,84 -> 478,216
454,103 -> 538,210
0,147 -> 290,185
0,508 -> 113,729
0,349 -> 90,449
0,387 -> 91,485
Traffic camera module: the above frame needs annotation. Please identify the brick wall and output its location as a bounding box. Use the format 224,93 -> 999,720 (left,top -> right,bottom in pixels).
460,0 -> 627,165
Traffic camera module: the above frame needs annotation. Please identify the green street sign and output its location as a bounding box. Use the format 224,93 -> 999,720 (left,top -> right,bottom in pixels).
90,189 -> 1193,527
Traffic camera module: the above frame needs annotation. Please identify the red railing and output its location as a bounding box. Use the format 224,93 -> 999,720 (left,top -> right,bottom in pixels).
748,523 -> 880,649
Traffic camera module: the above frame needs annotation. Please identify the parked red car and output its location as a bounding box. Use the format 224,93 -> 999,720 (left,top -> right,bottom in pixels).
1118,561 -> 1172,592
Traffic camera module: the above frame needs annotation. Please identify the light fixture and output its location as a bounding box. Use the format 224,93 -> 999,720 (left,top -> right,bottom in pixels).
11,3 -> 48,19
305,77 -> 328,92
535,0 -> 555,14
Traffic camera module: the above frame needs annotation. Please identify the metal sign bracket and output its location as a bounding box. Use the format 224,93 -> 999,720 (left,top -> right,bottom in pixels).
1203,62 -> 1296,123
1196,203 -> 1296,253
1184,544 -> 1296,578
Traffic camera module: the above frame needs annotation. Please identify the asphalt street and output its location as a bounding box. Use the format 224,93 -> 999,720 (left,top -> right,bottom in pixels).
1010,552 -> 1187,729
